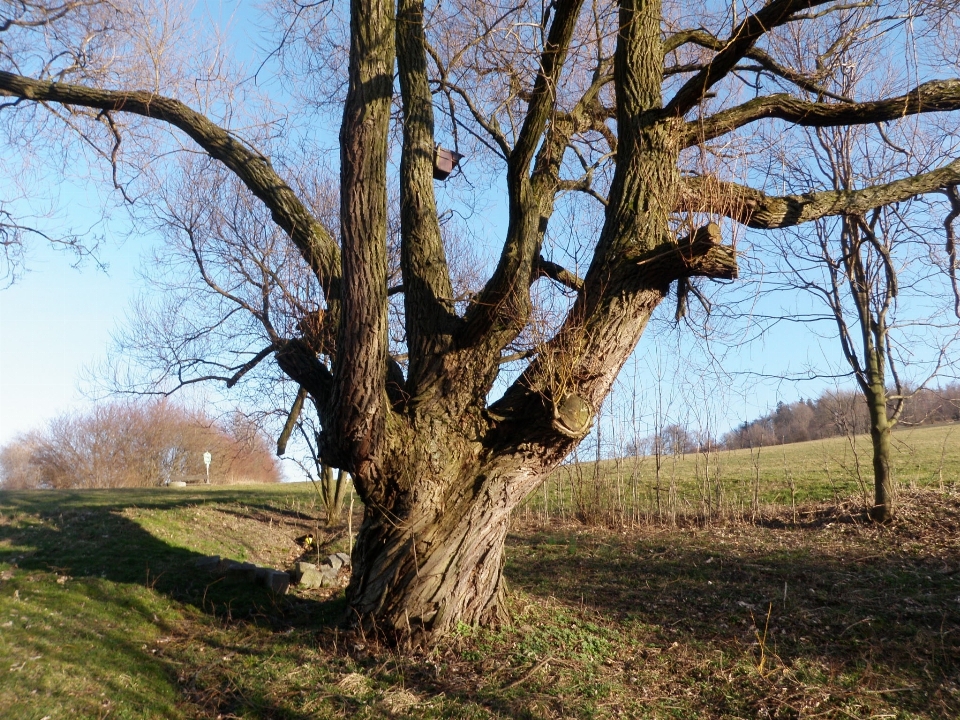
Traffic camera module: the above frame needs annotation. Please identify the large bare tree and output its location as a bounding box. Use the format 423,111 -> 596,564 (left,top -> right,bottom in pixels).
4,0 -> 960,642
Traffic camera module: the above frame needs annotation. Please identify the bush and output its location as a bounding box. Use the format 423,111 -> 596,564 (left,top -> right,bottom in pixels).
0,399 -> 281,488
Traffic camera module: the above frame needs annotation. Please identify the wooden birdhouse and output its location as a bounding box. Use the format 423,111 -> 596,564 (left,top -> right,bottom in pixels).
433,146 -> 463,180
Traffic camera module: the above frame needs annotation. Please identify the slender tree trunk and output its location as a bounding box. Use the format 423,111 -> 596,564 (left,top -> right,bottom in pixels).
320,465 -> 349,525
840,214 -> 897,523
866,386 -> 894,522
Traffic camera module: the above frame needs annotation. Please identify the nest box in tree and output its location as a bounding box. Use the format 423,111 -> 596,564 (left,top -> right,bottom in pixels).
433,146 -> 463,180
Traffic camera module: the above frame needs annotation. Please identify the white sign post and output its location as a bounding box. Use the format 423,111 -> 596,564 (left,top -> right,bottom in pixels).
203,452 -> 212,484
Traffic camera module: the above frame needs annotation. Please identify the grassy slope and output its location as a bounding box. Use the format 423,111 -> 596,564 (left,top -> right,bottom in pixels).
0,485 -> 348,719
0,429 -> 958,719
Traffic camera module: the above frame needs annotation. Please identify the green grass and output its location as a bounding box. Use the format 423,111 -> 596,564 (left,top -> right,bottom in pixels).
528,423 -> 960,524
1,454 -> 959,718
0,484 -> 344,719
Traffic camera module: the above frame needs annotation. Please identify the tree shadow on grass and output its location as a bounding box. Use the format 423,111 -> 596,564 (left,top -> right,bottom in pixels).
504,521 -> 960,717
0,489 -> 347,719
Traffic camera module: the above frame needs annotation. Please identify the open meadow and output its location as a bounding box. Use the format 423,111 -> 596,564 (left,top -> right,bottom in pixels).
525,423 -> 960,525
1,424 -> 958,719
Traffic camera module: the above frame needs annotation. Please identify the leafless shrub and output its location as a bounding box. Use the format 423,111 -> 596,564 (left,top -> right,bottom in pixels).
0,398 -> 281,488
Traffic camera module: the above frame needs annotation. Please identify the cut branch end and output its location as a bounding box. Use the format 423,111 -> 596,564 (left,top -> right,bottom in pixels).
628,223 -> 738,282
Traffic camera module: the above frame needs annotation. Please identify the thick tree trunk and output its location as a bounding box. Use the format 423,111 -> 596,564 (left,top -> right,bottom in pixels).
340,0 -> 700,644
344,430 -> 539,641
342,402 -> 575,643
347,485 -> 511,642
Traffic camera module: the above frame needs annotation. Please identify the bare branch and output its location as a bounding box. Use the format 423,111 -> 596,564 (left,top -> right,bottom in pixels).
686,157 -> 960,229
226,345 -> 275,389
0,70 -> 342,299
664,0 -> 835,118
532,255 -> 583,292
688,80 -> 960,145
276,386 -> 307,456
459,0 -> 586,350
511,0 -> 587,173
944,185 -> 960,319
666,28 -> 851,102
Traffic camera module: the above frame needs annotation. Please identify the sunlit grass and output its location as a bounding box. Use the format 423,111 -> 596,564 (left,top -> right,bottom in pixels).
523,423 -> 960,523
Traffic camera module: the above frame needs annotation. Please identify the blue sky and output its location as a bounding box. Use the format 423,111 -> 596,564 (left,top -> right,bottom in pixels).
0,226 -> 146,445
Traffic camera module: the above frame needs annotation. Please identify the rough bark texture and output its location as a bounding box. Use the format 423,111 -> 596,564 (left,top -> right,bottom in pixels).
346,448 -> 513,640
331,0 -> 395,482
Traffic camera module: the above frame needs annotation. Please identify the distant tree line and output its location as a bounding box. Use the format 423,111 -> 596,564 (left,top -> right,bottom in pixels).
722,385 -> 960,450
0,400 -> 281,489
626,424 -> 701,458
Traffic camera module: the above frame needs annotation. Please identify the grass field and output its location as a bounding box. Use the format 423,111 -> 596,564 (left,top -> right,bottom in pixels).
0,426 -> 958,718
527,423 -> 960,525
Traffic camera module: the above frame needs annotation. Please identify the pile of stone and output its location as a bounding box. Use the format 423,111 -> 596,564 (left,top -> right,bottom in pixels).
193,551 -> 351,594
290,552 -> 352,589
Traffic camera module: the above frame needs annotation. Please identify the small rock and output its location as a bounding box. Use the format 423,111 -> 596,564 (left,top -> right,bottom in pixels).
321,554 -> 343,573
264,570 -> 290,594
318,563 -> 339,580
298,566 -> 326,589
290,561 -> 317,581
194,556 -> 221,573
334,552 -> 351,567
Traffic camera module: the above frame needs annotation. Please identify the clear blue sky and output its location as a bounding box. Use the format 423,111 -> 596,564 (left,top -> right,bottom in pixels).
0,227 -> 147,446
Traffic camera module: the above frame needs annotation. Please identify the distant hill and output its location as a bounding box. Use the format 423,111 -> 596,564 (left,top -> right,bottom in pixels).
722,385 -> 960,450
